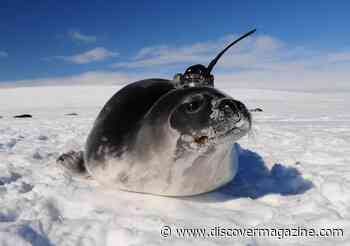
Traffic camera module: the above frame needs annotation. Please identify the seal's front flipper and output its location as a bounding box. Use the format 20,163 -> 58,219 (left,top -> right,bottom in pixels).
56,150 -> 87,176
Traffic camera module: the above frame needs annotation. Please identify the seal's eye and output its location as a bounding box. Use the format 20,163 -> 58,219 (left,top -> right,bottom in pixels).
184,95 -> 205,114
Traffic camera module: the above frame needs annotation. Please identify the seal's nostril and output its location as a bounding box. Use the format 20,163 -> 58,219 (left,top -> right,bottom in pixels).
223,104 -> 233,113
218,99 -> 237,113
217,99 -> 241,122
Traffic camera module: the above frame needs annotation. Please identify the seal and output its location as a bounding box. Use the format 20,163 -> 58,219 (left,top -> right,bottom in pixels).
57,29 -> 255,196
57,80 -> 251,196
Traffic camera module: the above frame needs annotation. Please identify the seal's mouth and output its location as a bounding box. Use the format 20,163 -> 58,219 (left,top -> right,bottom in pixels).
193,127 -> 241,146
194,135 -> 209,145
193,115 -> 250,146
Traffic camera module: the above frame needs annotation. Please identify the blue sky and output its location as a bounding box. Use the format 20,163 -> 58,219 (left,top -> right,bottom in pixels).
1,0 -> 350,90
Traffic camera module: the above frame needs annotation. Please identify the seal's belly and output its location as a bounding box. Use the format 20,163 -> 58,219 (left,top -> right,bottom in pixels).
86,144 -> 238,196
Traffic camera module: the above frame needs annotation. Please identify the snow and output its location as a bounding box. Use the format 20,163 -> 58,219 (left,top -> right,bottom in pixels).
0,85 -> 349,245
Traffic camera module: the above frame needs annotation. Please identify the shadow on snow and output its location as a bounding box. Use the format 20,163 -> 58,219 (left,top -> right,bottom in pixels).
191,144 -> 313,202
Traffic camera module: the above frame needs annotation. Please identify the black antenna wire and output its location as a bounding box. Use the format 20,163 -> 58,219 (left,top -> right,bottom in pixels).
207,29 -> 256,73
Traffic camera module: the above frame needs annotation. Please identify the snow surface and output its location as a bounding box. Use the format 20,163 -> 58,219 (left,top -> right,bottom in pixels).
0,85 -> 349,245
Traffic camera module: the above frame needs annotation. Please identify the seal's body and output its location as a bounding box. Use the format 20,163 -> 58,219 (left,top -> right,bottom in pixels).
78,79 -> 250,196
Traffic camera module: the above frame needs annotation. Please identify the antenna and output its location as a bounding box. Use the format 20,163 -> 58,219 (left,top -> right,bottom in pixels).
207,29 -> 256,73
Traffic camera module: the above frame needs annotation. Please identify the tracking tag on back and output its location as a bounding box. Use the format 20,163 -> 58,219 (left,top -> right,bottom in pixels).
173,29 -> 256,88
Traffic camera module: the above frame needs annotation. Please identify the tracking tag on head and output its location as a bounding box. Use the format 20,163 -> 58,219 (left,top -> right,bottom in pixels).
173,29 -> 256,88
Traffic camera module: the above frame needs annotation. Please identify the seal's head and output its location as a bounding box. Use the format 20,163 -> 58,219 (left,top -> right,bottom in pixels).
168,87 -> 251,152
173,94 -> 251,141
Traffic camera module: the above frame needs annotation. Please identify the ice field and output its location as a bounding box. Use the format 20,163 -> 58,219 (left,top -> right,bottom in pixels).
0,85 -> 349,245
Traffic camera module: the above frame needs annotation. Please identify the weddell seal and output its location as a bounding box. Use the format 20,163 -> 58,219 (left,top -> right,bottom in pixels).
57,29 -> 255,196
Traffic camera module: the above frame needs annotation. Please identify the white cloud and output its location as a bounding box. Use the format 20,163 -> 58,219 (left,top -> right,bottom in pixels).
328,51 -> 350,63
112,38 -> 225,69
53,47 -> 119,64
111,32 -> 350,92
68,31 -> 97,43
0,71 -> 136,88
111,34 -> 285,69
0,51 -> 8,58
5,32 -> 350,92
